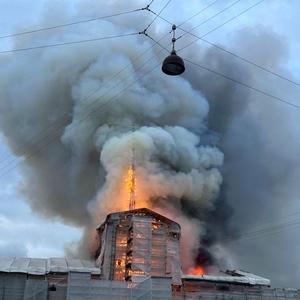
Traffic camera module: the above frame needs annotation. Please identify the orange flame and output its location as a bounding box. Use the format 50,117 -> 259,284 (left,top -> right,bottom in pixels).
125,166 -> 135,193
187,266 -> 205,275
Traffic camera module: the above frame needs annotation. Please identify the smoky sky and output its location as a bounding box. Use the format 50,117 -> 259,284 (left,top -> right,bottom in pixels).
0,0 -> 299,289
181,25 -> 300,287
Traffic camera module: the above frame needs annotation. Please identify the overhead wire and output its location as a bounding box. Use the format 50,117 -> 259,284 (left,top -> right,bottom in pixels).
0,1 -> 170,168
143,0 -> 173,33
149,0 -> 297,89
226,217 -> 300,244
182,33 -> 300,87
0,0 -> 270,175
0,7 -> 147,39
0,0 -> 246,172
0,1 -> 173,55
151,0 -> 300,89
184,58 -> 300,109
176,0 -> 220,28
3,3 -> 299,250
0,62 -> 161,179
1,1 -> 295,246
145,0 -> 300,109
2,0 -> 293,179
0,0 -> 219,169
0,0 -> 223,174
150,3 -> 300,98
0,32 -> 139,54
176,0 -> 243,41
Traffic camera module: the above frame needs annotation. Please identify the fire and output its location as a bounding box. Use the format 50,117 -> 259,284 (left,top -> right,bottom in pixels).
125,165 -> 135,194
187,266 -> 205,275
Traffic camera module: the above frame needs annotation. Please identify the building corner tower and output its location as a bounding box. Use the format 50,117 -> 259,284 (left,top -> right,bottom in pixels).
95,208 -> 182,286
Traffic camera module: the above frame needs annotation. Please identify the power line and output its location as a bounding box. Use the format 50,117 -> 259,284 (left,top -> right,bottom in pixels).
177,0 -> 220,28
184,58 -> 300,109
145,30 -> 300,110
176,0 -> 243,41
144,0 -> 242,53
0,32 -> 139,54
0,0 -> 257,172
0,63 -> 161,179
148,0 -> 244,50
0,1 -> 225,168
143,0 -> 173,33
148,2 -> 300,108
152,2 -> 300,88
0,36 -> 175,169
226,218 -> 300,243
184,34 -> 300,87
0,31 -> 173,170
0,0 -> 260,173
0,7 -> 147,39
177,0 -> 265,51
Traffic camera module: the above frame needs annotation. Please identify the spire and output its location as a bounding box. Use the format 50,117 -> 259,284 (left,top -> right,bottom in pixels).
128,146 -> 136,211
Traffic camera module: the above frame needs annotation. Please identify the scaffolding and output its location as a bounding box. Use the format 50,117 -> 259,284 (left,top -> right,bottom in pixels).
173,289 -> 300,300
95,208 -> 182,285
66,272 -> 171,300
1,209 -> 299,299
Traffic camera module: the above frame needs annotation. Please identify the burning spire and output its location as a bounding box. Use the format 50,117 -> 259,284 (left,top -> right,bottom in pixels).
126,143 -> 136,211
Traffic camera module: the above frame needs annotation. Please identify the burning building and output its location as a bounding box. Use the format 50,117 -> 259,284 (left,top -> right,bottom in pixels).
0,207 -> 299,299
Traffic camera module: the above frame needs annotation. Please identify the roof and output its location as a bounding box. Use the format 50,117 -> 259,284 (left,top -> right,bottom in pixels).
97,207 -> 180,230
0,257 -> 101,275
182,270 -> 271,286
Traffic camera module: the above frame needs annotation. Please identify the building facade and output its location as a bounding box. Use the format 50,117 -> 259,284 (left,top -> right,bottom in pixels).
0,208 -> 299,299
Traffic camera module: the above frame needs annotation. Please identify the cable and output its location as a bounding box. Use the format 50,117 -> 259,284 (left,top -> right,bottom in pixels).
184,58 -> 300,109
177,0 -> 220,28
143,30 -> 300,111
176,0 -> 243,41
177,0 -> 265,51
183,34 -> 300,87
144,0 -> 242,53
226,218 -> 300,243
0,32 -> 139,54
0,8 -> 145,39
143,0 -> 173,33
0,62 -> 161,179
0,0 -> 260,171
148,0 -> 245,51
0,0 -> 243,173
147,1 -> 300,109
0,35 -> 175,169
0,30 -> 172,170
152,2 -> 300,88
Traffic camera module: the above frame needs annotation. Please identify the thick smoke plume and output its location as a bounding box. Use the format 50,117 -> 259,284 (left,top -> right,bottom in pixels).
0,0 -> 299,287
0,0 -> 224,273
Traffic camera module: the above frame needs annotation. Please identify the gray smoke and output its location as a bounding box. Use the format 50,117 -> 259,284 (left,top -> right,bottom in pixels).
182,26 -> 300,287
0,0 -> 223,272
0,0 -> 299,288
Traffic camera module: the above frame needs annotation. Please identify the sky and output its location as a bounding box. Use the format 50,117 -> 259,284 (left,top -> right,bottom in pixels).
0,0 -> 299,288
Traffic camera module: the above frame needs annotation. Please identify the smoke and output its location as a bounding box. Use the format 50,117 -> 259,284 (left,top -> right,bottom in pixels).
182,25 -> 300,287
1,0 -> 299,288
0,0 -> 224,272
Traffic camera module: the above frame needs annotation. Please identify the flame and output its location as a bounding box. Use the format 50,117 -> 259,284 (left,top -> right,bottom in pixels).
187,266 -> 205,275
125,165 -> 135,194
95,163 -> 153,220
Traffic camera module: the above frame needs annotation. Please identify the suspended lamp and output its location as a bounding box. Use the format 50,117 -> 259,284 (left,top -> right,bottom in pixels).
162,25 -> 185,76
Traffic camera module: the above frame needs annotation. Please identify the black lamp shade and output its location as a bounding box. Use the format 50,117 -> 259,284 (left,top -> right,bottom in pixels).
162,51 -> 185,76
